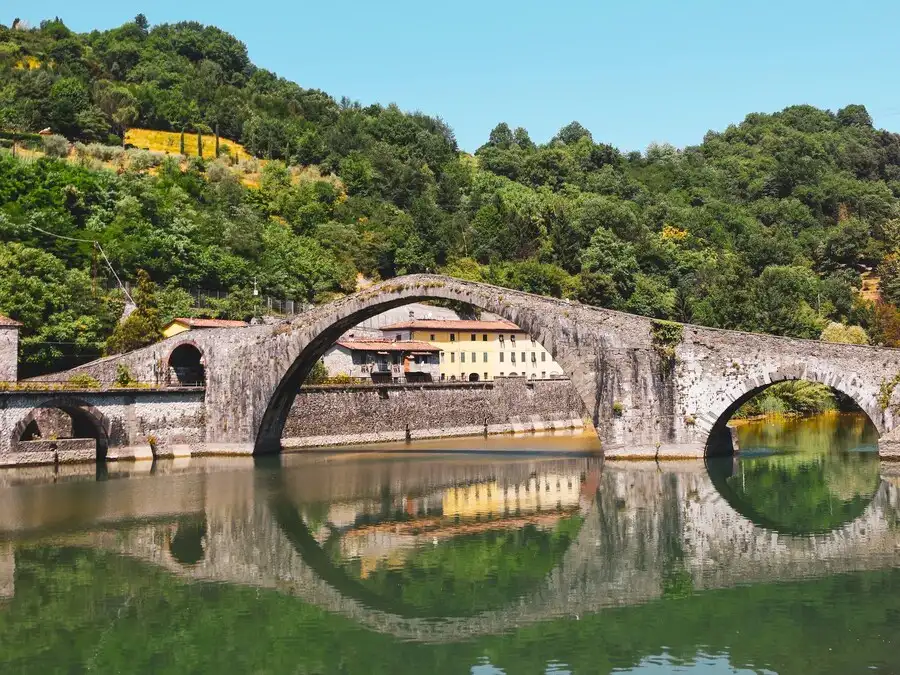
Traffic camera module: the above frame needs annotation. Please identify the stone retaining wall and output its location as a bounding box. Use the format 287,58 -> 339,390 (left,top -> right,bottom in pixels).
283,378 -> 586,446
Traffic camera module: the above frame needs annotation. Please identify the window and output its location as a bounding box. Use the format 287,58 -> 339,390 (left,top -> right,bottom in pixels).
500,372 -> 504,377
430,334 -> 436,341
484,372 -> 488,380
471,333 -> 476,341
461,352 -> 466,363
531,352 -> 536,363
472,352 -> 476,363
396,334 -> 402,341
483,352 -> 488,363
531,373 -> 536,380
482,334 -> 488,341
440,351 -> 445,363
510,335 -> 516,345
451,352 -> 455,363
521,351 -> 526,363
499,352 -> 504,363
499,335 -> 505,347
541,371 -> 546,379
531,337 -> 536,346
440,373 -> 446,381
461,372 -> 466,380
541,352 -> 546,362
511,353 -> 516,363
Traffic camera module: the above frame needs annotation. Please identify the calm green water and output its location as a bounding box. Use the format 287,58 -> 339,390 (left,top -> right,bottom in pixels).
0,422 -> 898,674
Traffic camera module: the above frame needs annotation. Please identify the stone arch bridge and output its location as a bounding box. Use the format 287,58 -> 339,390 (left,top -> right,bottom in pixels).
6,274 -> 900,463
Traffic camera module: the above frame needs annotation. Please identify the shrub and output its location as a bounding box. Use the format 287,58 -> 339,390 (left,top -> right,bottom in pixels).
238,157 -> 259,174
42,134 -> 70,158
612,401 -> 625,417
114,364 -> 135,387
67,373 -> 101,389
107,133 -> 122,146
86,143 -> 124,162
127,148 -> 166,171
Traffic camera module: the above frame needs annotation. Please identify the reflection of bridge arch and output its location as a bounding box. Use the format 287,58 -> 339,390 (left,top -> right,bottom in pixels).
269,465 -> 600,620
48,461 -> 897,642
704,453 -> 882,536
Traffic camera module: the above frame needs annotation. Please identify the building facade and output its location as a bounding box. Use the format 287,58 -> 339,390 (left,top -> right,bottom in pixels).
379,319 -> 565,382
321,339 -> 440,383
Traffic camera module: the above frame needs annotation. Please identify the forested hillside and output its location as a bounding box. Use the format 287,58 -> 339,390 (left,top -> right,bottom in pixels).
4,15 -> 900,375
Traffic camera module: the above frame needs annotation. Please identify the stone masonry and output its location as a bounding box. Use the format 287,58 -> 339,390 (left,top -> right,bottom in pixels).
282,378 -> 586,447
0,317 -> 19,383
17,274 -> 900,461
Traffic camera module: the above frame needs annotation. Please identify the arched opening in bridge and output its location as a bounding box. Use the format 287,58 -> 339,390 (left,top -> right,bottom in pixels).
14,401 -> 111,461
270,297 -> 584,452
704,379 -> 880,534
168,343 -> 205,387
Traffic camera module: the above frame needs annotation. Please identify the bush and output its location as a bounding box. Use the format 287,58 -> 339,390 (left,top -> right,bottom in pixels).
67,373 -> 101,389
107,134 -> 122,146
86,143 -> 124,162
127,148 -> 166,171
42,134 -> 70,158
238,157 -> 259,174
114,364 -> 135,387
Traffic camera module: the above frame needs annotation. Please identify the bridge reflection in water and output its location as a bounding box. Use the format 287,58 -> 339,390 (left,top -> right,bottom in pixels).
0,446 -> 898,645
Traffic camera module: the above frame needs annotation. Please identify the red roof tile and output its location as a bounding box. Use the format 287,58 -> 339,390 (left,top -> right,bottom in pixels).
380,319 -> 520,332
171,318 -> 249,329
0,314 -> 21,327
336,339 -> 439,352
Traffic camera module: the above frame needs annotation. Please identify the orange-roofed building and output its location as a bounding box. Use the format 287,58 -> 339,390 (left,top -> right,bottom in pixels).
162,317 -> 250,339
322,338 -> 440,383
378,318 -> 564,383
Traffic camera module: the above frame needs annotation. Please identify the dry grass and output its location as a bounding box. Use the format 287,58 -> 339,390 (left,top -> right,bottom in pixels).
125,128 -> 254,161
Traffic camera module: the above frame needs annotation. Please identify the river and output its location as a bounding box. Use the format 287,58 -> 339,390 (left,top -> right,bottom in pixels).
0,413 -> 897,674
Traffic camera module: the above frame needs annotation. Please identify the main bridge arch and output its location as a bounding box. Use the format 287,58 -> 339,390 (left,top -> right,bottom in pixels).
252,277 -> 607,452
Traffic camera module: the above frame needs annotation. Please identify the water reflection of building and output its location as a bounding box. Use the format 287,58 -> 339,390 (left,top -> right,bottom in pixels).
442,474 -> 582,519
317,471 -> 588,576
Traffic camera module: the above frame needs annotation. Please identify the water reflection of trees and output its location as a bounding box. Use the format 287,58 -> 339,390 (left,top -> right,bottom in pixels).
333,516 -> 584,616
717,413 -> 880,533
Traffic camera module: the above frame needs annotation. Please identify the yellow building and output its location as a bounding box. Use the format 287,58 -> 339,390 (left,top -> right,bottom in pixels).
379,319 -> 564,382
161,317 -> 249,339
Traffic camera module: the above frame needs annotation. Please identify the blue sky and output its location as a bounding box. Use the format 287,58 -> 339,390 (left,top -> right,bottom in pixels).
7,1 -> 900,152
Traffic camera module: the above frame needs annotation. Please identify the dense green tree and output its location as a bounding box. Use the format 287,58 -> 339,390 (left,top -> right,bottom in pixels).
106,269 -> 162,354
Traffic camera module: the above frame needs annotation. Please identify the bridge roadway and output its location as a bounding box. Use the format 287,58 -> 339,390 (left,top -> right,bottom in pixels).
1,458 -> 899,642
6,274 -> 900,466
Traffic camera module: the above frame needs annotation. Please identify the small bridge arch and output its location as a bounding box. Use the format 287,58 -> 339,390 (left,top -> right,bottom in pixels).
11,397 -> 112,459
702,365 -> 884,455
